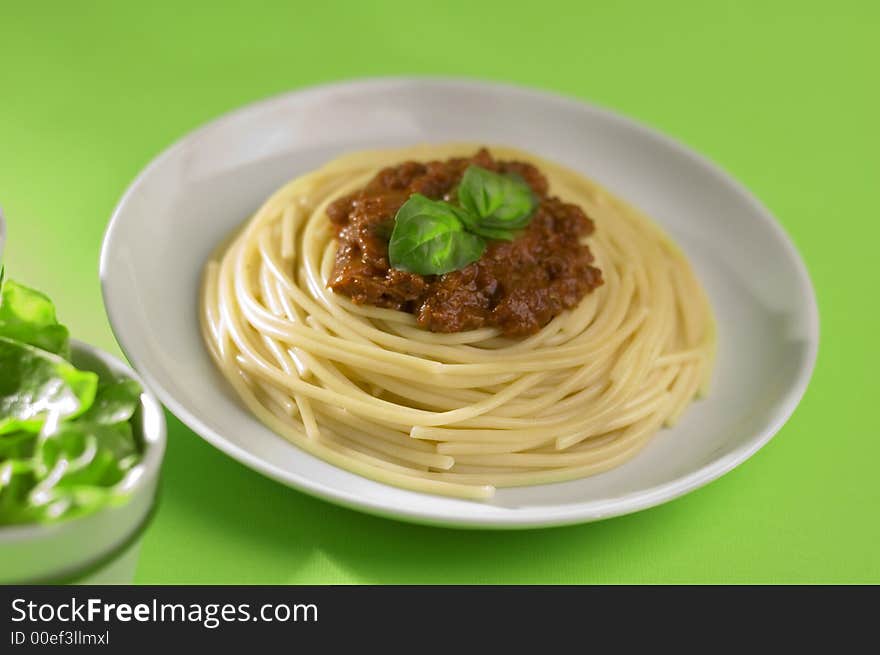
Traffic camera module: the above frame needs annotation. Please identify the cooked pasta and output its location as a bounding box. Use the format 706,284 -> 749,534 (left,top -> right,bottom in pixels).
200,145 -> 715,499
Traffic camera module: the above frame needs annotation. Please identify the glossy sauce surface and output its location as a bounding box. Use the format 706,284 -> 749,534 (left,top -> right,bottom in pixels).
326,149 -> 603,335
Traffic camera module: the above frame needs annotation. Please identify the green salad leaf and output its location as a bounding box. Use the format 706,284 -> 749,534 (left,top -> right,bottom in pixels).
40,421 -> 139,488
0,468 -> 45,525
0,430 -> 37,465
0,275 -> 144,526
77,379 -> 142,426
0,336 -> 98,435
0,280 -> 70,357
388,194 -> 486,275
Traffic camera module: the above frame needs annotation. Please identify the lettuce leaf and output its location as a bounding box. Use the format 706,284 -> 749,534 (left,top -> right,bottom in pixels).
0,336 -> 98,435
41,421 -> 139,487
77,379 -> 142,426
0,280 -> 70,358
0,276 -> 144,526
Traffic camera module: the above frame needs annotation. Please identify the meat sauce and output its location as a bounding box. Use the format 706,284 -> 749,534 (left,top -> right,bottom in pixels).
326,149 -> 603,336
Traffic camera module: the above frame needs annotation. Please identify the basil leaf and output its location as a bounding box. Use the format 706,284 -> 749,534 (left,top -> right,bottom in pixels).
454,213 -> 517,241
458,165 -> 538,229
0,336 -> 98,435
0,280 -> 70,358
388,194 -> 486,275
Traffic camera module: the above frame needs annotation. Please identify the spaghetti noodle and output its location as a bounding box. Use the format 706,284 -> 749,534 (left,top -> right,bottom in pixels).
200,145 -> 715,499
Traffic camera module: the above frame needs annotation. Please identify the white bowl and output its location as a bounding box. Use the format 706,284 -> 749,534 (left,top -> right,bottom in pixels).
0,339 -> 166,583
100,78 -> 818,528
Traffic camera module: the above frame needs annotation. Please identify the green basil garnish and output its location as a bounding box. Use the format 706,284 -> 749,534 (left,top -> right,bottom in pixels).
458,165 -> 537,229
461,223 -> 517,241
386,164 -> 539,275
388,195 -> 486,275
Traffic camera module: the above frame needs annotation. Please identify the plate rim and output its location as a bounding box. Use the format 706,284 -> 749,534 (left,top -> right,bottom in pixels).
99,76 -> 820,529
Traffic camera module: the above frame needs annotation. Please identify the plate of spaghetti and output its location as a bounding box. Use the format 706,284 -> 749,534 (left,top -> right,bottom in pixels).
100,78 -> 818,527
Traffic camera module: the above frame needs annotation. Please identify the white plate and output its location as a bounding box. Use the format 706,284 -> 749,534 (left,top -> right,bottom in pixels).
100,78 -> 819,528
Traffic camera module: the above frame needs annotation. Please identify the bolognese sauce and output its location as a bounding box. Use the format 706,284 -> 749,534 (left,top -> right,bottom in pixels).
326,149 -> 603,336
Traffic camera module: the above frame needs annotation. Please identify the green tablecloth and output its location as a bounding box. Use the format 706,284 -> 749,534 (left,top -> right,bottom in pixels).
2,1 -> 876,583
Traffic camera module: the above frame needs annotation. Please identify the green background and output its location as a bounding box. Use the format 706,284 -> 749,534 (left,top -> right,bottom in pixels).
1,1 -> 877,583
